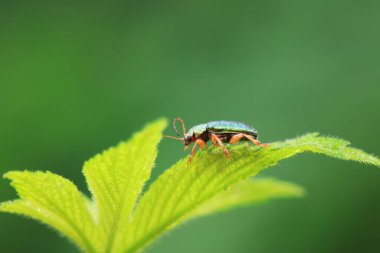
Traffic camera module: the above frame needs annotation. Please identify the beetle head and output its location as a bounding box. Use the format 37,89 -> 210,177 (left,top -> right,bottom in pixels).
183,132 -> 194,149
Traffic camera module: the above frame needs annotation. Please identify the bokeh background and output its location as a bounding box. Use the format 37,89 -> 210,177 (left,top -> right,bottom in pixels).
1,0 -> 379,252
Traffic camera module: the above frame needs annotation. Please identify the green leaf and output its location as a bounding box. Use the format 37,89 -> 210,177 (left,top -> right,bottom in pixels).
82,119 -> 168,253
123,133 -> 379,253
0,171 -> 97,253
1,119 -> 379,253
0,119 -> 167,253
190,178 -> 305,219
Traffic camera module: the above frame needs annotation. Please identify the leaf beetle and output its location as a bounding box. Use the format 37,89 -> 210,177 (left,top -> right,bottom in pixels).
164,117 -> 269,163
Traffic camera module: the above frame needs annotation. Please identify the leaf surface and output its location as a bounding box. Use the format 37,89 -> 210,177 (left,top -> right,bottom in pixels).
0,171 -> 97,253
123,133 -> 380,253
190,178 -> 304,218
83,119 -> 167,253
1,123 -> 379,253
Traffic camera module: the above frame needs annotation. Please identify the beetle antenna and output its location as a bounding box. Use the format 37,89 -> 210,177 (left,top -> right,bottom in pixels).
163,135 -> 184,141
173,117 -> 187,137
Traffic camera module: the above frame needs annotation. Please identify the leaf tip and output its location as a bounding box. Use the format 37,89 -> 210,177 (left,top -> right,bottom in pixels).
3,170 -> 22,180
149,118 -> 169,133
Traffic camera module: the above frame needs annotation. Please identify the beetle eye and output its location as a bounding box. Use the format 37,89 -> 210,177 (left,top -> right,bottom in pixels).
184,135 -> 192,145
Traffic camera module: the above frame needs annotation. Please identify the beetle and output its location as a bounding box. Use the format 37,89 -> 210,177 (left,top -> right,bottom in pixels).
164,117 -> 269,163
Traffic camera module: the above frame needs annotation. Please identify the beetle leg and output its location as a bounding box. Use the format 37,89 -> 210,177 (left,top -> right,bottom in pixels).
230,133 -> 269,147
211,134 -> 219,147
211,134 -> 230,158
229,133 -> 244,144
188,139 -> 206,163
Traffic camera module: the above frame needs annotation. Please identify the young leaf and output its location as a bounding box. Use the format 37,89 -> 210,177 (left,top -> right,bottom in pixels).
190,178 -> 305,219
82,119 -> 167,253
0,171 -> 97,253
1,119 -> 379,253
0,119 -> 168,253
123,133 -> 379,253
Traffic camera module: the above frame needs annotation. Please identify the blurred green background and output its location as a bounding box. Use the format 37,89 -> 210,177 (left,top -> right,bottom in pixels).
1,0 -> 379,252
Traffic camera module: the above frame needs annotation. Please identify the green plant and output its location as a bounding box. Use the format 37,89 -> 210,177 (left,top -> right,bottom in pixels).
1,119 -> 379,253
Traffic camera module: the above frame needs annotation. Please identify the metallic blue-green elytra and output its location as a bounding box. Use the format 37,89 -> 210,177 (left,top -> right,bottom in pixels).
184,121 -> 258,145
